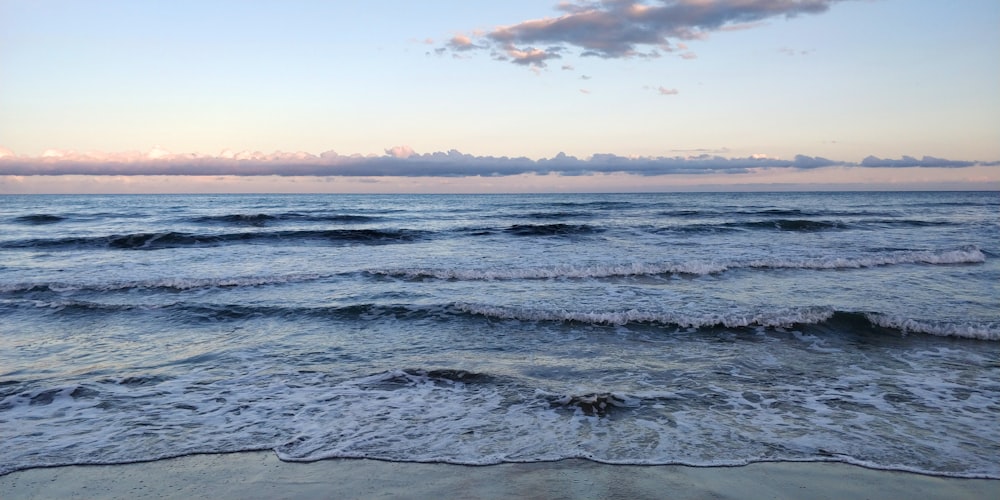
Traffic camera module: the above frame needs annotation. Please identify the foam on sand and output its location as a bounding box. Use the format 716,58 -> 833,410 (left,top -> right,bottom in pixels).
1,452 -> 997,500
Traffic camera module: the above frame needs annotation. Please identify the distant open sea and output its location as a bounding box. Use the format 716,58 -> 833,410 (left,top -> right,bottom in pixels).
1,191 -> 998,478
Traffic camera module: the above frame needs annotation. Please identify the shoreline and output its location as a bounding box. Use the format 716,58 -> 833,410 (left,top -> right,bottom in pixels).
2,452 -> 998,499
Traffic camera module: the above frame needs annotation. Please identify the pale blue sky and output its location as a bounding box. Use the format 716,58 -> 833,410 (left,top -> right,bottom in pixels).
1,0 -> 998,193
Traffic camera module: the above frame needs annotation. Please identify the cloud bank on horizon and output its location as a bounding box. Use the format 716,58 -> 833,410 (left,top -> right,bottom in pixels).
2,0 -> 997,193
1,146 -> 995,178
443,0 -> 845,67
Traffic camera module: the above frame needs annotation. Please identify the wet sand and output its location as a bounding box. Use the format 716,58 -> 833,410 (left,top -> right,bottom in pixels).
2,452 -> 997,499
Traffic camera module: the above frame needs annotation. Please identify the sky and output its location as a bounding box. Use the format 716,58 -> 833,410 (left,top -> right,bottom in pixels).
1,0 -> 998,193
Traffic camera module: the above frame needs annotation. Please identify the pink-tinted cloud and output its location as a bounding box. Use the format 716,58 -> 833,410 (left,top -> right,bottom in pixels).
2,147 -> 996,179
503,45 -> 563,66
447,34 -> 480,51
444,0 -> 846,66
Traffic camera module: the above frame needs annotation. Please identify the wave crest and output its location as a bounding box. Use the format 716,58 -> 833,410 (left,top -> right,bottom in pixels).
453,303 -> 836,329
373,247 -> 985,281
2,229 -> 424,250
865,313 -> 1000,341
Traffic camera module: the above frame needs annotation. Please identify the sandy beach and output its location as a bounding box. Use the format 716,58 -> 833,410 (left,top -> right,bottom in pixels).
1,452 -> 997,500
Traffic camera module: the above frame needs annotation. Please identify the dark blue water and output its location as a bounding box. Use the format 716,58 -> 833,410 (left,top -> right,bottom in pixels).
1,192 -> 998,477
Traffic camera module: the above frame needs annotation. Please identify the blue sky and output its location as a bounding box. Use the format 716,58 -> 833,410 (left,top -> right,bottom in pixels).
1,0 -> 998,193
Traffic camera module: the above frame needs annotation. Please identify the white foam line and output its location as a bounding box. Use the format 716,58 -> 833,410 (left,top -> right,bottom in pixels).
371,247 -> 985,281
454,303 -> 835,329
865,313 -> 1000,341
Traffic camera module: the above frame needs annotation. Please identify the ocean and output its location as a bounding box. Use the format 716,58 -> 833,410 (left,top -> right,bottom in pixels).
1,191 -> 998,478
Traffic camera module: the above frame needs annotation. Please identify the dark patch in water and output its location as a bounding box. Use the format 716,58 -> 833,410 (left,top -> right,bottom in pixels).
114,375 -> 170,387
14,214 -> 66,225
505,224 -> 602,237
28,388 -> 63,406
363,369 -> 495,390
192,214 -> 277,226
191,213 -> 379,226
732,219 -> 848,232
417,369 -> 493,383
70,386 -> 99,399
0,380 -> 26,402
525,211 -> 592,220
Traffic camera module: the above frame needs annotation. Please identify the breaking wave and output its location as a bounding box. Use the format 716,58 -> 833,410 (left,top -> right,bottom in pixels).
373,247 -> 985,281
454,303 -> 837,329
2,229 -> 425,250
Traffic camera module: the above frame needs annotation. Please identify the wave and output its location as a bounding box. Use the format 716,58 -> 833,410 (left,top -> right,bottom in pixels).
743,247 -> 985,270
370,262 -> 728,280
866,219 -> 955,228
6,295 -> 993,341
504,224 -> 603,236
372,247 -> 986,281
658,209 -> 896,218
864,313 -> 1000,341
0,273 -> 329,294
1,229 -> 425,250
351,370 -> 635,417
454,304 -> 999,340
524,211 -> 593,220
0,299 -> 426,324
454,303 -> 838,329
536,200 -> 638,210
190,213 -> 379,226
655,218 -> 960,233
12,214 -> 67,225
728,219 -> 849,232
3,363 -> 996,478
652,219 -> 848,234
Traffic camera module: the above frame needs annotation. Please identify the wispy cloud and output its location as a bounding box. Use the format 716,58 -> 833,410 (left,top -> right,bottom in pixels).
778,46 -> 814,56
642,84 -> 679,95
443,0 -> 847,67
2,147 -> 995,178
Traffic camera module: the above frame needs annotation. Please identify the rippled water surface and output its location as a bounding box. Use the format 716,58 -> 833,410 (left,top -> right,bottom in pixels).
1,192 -> 998,477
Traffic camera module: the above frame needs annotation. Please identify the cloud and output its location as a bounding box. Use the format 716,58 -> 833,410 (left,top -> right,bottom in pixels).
657,86 -> 679,95
859,155 -> 992,168
504,46 -> 563,66
386,145 -> 417,159
778,46 -> 813,56
2,147 -> 993,179
447,34 -> 480,51
443,0 -> 846,66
